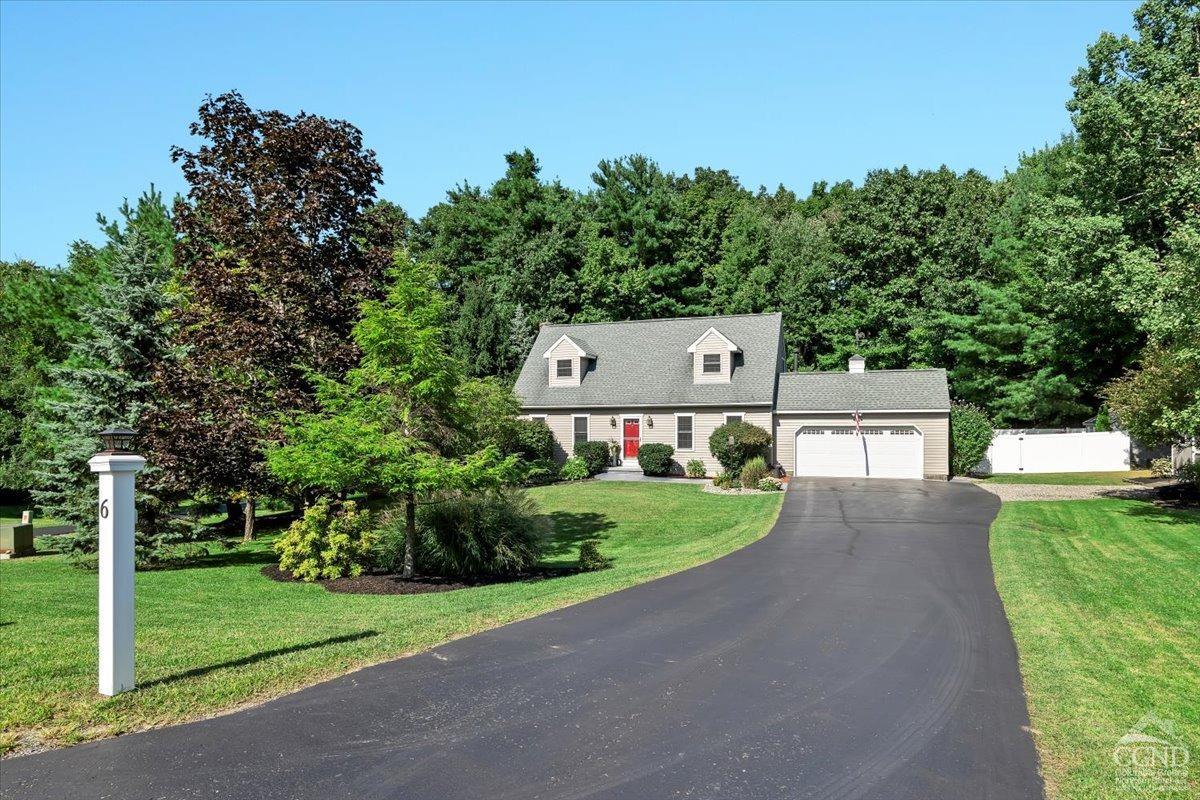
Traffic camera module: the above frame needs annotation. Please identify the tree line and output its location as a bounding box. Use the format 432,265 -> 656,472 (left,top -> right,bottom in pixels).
1,0 -> 1196,539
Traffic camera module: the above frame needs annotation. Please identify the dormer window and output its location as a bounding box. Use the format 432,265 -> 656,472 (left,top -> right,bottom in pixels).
543,333 -> 592,387
688,326 -> 740,385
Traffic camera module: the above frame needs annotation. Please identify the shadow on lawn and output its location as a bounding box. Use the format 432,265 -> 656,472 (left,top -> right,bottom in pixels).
140,630 -> 379,689
1118,501 -> 1200,527
541,511 -> 617,559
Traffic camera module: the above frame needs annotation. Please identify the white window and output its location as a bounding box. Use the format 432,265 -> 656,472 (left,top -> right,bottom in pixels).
530,415 -> 547,425
724,413 -> 743,425
675,414 -> 694,450
556,359 -> 573,378
702,353 -> 722,373
572,415 -> 589,445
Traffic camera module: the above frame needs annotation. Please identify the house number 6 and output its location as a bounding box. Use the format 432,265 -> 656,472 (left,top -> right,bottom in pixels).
100,499 -> 109,519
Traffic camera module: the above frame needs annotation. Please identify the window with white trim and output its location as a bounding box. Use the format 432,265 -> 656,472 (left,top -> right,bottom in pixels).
676,414 -> 694,450
725,413 -> 743,424
702,353 -> 722,373
530,415 -> 547,425
556,359 -> 573,378
573,416 -> 588,445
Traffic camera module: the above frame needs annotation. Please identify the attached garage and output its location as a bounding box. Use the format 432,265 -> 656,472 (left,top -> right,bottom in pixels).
794,425 -> 924,479
774,360 -> 952,481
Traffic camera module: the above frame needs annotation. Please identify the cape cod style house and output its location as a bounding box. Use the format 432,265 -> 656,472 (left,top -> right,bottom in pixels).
514,312 -> 951,480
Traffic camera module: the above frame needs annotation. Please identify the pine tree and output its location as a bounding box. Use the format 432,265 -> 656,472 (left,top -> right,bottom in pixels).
32,189 -> 194,564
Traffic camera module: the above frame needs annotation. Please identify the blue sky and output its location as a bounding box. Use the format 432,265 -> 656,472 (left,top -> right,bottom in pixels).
1,0 -> 1138,267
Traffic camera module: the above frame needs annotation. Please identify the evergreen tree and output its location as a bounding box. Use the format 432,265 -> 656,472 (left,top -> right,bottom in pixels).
32,189 -> 194,563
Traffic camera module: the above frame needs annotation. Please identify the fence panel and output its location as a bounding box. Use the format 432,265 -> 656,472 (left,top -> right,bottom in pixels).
976,431 -> 1130,474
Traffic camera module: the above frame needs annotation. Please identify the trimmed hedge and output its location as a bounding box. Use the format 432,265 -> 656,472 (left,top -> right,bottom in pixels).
637,443 -> 675,476
575,440 -> 611,476
709,420 -> 772,475
950,402 -> 994,476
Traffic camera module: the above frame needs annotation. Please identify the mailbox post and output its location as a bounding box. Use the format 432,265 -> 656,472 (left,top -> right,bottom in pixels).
88,428 -> 144,696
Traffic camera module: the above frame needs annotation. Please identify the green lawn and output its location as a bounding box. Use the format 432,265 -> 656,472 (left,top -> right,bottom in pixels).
0,481 -> 781,755
977,470 -> 1152,485
0,504 -> 63,529
991,499 -> 1199,799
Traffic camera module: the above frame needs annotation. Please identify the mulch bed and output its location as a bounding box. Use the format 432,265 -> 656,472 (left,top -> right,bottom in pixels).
1150,481 -> 1200,510
261,564 -> 581,595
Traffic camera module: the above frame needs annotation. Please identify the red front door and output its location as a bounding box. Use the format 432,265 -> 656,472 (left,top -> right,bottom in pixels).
623,418 -> 640,459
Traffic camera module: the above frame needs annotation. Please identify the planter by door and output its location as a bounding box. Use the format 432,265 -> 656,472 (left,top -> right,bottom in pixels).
623,418 -> 640,459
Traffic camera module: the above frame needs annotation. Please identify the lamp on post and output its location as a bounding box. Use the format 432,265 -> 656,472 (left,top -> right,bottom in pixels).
98,428 -> 137,454
88,427 -> 145,696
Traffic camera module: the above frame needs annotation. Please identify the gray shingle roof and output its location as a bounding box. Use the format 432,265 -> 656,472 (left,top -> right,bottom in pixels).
515,313 -> 783,408
776,369 -> 950,412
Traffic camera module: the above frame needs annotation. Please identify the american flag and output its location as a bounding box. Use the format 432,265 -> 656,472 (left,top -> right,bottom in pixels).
852,410 -> 863,435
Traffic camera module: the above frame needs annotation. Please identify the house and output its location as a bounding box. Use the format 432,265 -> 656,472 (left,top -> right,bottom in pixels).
513,312 -> 951,480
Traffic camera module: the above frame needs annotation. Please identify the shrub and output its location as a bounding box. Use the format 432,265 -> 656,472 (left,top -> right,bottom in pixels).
509,418 -> 556,463
757,477 -> 783,491
739,456 -> 770,487
685,459 -> 706,478
709,421 -> 772,475
578,540 -> 612,571
417,490 -> 548,578
575,441 -> 611,476
275,499 -> 377,582
1093,406 -> 1112,432
950,402 -> 994,476
712,472 -> 740,489
638,443 -> 675,476
559,457 -> 590,481
1150,457 -> 1174,477
1178,461 -> 1199,490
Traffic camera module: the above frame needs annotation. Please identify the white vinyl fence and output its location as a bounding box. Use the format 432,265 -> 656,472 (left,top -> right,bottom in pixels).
976,430 -> 1131,474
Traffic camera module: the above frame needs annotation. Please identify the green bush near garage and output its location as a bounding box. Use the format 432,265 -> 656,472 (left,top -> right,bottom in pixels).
950,402 -> 994,476
709,421 -> 772,476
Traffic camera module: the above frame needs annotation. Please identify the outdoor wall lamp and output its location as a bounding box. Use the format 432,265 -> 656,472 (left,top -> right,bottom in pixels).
646,416 -> 653,428
609,416 -> 617,427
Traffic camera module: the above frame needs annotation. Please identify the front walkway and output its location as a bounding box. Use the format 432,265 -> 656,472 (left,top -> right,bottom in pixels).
2,479 -> 1042,800
593,469 -> 699,483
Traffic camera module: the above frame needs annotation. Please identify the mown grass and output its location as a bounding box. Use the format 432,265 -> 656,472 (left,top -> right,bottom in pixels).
977,470 -> 1152,485
0,481 -> 781,755
0,504 -> 62,529
991,499 -> 1199,799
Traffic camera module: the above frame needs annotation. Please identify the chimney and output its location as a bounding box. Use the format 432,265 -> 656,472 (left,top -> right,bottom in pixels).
848,354 -> 866,374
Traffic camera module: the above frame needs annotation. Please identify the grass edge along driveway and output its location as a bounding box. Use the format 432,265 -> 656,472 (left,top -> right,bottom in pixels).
0,481 -> 781,756
991,498 -> 1199,800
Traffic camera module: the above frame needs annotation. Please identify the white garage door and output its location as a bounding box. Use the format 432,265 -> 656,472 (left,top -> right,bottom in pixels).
794,426 -> 923,479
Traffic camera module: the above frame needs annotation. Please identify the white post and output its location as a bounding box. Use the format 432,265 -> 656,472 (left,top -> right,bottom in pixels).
88,453 -> 145,696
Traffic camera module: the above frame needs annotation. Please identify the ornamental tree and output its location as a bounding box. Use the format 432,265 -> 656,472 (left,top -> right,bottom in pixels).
267,255 -> 520,578
148,92 -> 389,539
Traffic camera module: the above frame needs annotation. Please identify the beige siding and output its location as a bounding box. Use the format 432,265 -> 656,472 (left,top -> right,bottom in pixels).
691,331 -> 732,384
545,338 -> 583,387
525,406 -> 773,475
774,412 -> 950,479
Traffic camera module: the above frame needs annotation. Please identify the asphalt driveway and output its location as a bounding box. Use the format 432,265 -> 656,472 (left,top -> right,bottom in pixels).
2,479 -> 1042,800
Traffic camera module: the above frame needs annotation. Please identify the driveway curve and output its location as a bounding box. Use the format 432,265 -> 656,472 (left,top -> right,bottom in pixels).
3,479 -> 1042,800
